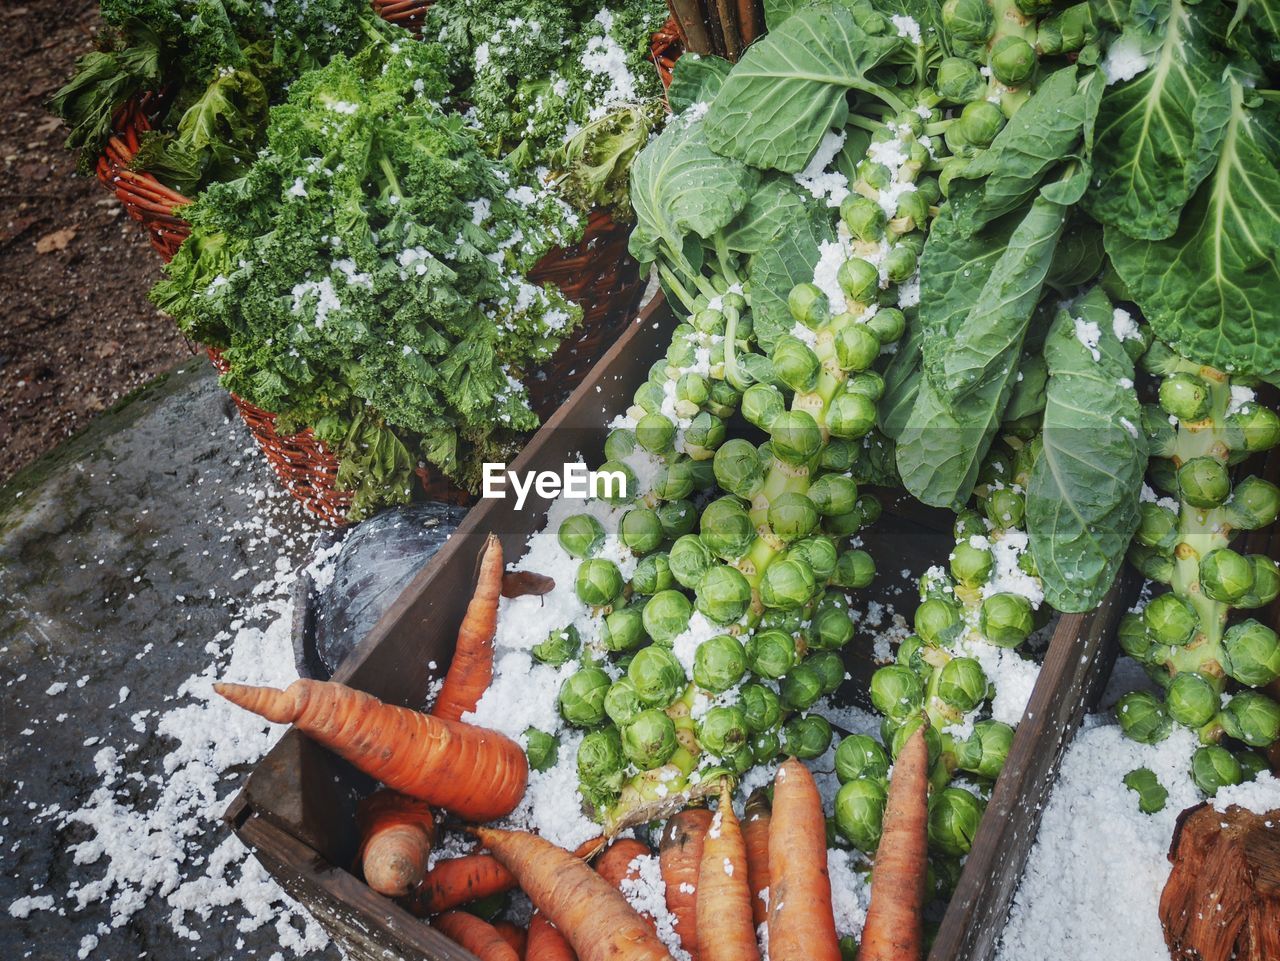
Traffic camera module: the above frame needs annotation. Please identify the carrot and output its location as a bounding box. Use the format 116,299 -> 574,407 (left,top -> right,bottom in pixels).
433,911 -> 520,961
214,678 -> 527,821
473,826 -> 674,961
527,912 -> 577,961
742,789 -> 771,929
493,920 -> 528,959
767,759 -> 840,961
659,808 -> 713,959
410,853 -> 518,915
696,781 -> 760,961
595,839 -> 657,932
858,727 -> 930,961
356,790 -> 436,897
433,534 -> 504,721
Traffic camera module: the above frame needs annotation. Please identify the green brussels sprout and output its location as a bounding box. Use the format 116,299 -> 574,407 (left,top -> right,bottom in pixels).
1135,502 -> 1179,552
958,99 -> 1006,147
951,540 -> 994,588
791,536 -> 839,582
656,500 -> 698,541
578,727 -> 625,791
859,160 -> 893,191
916,597 -> 963,646
811,606 -> 856,651
669,534 -> 715,589
707,381 -> 741,418
936,56 -> 985,102
937,656 -> 988,713
653,459 -> 696,502
897,634 -> 928,673
784,714 -> 834,759
789,283 -> 831,329
685,413 -> 727,458
835,734 -> 891,784
559,667 -> 613,727
533,624 -> 581,666
955,720 -> 1014,779
809,474 -> 859,517
693,634 -> 749,693
894,191 -> 929,232
1224,476 -> 1280,530
1158,372 -> 1212,422
620,508 -> 663,555
835,324 -> 881,372
1036,2 -> 1098,55
745,630 -> 797,680
1225,402 -> 1280,453
837,258 -> 880,305
781,662 -> 826,711
773,336 -> 821,392
692,307 -> 726,334
576,558 -> 624,608
695,565 -> 752,625
628,646 -> 686,707
524,727 -> 559,772
700,497 -> 756,560
1178,457 -> 1231,509
633,381 -> 665,414
820,439 -> 857,472
871,664 -> 925,720
834,779 -> 887,850
712,439 -> 764,500
979,593 -> 1034,647
928,787 -> 985,856
808,651 -> 847,694
1123,767 -> 1169,814
990,35 -> 1036,85
1116,612 -> 1154,662
603,677 -> 645,727
699,705 -> 751,757
677,371 -> 710,408
885,244 -> 919,285
642,589 -> 694,643
740,682 -> 783,733
1143,593 -> 1198,646
1165,671 -> 1219,728
751,729 -> 783,764
1239,556 -> 1280,609
1219,690 -> 1280,747
986,488 -> 1026,529
761,557 -> 818,610
1236,750 -> 1270,781
845,374 -> 886,405
604,427 -> 637,464
867,307 -> 907,344
1129,544 -> 1175,585
770,411 -> 824,465
632,552 -> 674,596
954,508 -> 986,539
741,385 -> 786,431
601,606 -> 647,652
840,194 -> 887,242
622,709 -> 679,771
942,0 -> 994,40
1200,549 -> 1254,603
886,714 -> 943,765
769,493 -> 821,543
595,461 -> 637,506
1141,403 -> 1178,457
828,392 -> 878,439
1116,690 -> 1173,744
1190,745 -> 1243,797
636,412 -> 677,455
559,514 -> 605,558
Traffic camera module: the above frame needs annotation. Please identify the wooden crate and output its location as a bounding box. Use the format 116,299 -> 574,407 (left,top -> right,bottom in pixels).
224,291 -> 1137,961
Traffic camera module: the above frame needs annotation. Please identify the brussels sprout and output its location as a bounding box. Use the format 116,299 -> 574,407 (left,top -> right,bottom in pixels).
990,35 -> 1035,85
667,329 -> 697,370
603,677 -> 645,727
745,629 -> 797,680
1178,457 -> 1231,509
808,651 -> 847,694
859,160 -> 893,190
694,634 -> 749,693
1219,690 -> 1280,747
1158,372 -> 1212,421
707,380 -> 741,418
954,508 -> 985,540
669,534 -> 715,589
685,413 -> 727,458
937,656 -> 988,713
781,663 -> 826,711
596,461 -> 637,506
533,624 -> 581,666
916,597 -> 963,646
741,385 -> 786,431
524,727 -> 559,772
620,508 -> 663,555
604,427 -> 637,464
771,411 -> 824,465
986,488 -> 1026,529
576,558 -> 624,608
700,497 -> 756,560
839,197 -> 887,246
1197,549 -> 1253,604
632,552 -> 674,596
740,682 -> 783,733
1189,744 -> 1243,797
887,714 -> 943,765
838,258 -> 880,305
578,727 -> 625,792
1117,690 -> 1173,744
784,714 -> 834,759
601,606 -> 647,652
951,540 -> 994,588
699,705 -> 751,757
712,440 -> 764,501
812,606 -> 856,651
633,381 -> 665,414
559,514 -> 605,558
835,324 -> 881,373
1225,402 -> 1280,453
653,460 -> 696,502
928,787 -> 985,856
834,779 -> 887,850
559,667 -> 612,727
1036,2 -> 1098,54
835,734 -> 891,784
695,565 -> 752,625
677,371 -> 710,408
628,646 -> 686,708
1239,556 -> 1280,609
642,589 -> 694,643
936,56 -> 984,102
897,634 -> 928,672
871,664 -> 925,720
788,283 -> 831,329
1143,593 -> 1198,646
894,190 -> 929,232
868,307 -> 907,345
1165,671 -> 1219,728
769,493 -> 821,543
942,0 -> 994,40
955,720 -> 1014,779
761,557 -> 818,610
692,307 -> 726,334
828,393 -> 878,439
791,536 -> 839,582
1135,502 -> 1179,552
622,709 -> 679,771
751,729 -> 783,764
1123,767 -> 1169,814
1236,750 -> 1270,781
979,593 -> 1034,647
636,412 -> 677,455
959,100 -> 1006,147
809,474 -> 859,518
773,336 -> 821,392
1224,476 -> 1280,530
820,439 -> 857,472
1129,544 -> 1175,585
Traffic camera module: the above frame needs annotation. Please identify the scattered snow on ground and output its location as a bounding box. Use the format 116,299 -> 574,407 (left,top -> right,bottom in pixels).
1212,771 -> 1280,815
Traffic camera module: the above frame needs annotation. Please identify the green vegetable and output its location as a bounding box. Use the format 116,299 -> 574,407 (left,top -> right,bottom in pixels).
559,667 -> 613,727
834,778 -> 888,851
693,635 -> 749,693
523,727 -> 559,772
1123,767 -> 1168,814
533,625 -> 581,666
622,710 -> 679,771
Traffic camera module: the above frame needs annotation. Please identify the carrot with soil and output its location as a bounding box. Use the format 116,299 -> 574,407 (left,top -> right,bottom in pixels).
767,759 -> 841,961
742,788 -> 772,929
433,911 -> 521,961
214,678 -> 527,820
473,826 -> 674,961
659,808 -> 713,959
434,534 -> 504,721
595,838 -> 658,933
527,912 -> 577,961
356,790 -> 436,897
696,781 -> 760,961
410,853 -> 518,916
858,727 -> 930,961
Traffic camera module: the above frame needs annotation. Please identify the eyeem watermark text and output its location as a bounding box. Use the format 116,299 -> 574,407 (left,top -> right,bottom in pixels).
482,464 -> 628,510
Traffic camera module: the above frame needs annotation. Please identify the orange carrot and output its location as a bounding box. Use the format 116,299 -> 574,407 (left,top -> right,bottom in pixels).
357,790 -> 436,897
433,911 -> 520,961
493,920 -> 528,959
696,781 -> 760,961
214,678 -> 527,821
434,534 -> 504,721
595,839 -> 657,933
411,853 -> 518,915
473,826 -> 674,961
858,727 -> 929,961
767,759 -> 840,961
742,789 -> 771,929
527,912 -> 577,961
659,808 -> 713,959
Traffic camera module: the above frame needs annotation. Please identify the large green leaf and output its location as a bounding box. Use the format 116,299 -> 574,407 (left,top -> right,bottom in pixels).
879,322 -> 922,441
667,54 -> 732,114
1027,289 -> 1148,612
721,176 -> 814,255
1105,81 -> 1280,375
704,5 -> 903,173
746,205 -> 835,351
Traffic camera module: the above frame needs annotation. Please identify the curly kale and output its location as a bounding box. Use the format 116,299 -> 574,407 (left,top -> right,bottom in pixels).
153,41 -> 583,518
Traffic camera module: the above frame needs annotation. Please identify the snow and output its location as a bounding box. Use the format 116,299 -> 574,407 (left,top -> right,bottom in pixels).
1111,307 -> 1142,343
582,8 -> 639,121
1227,385 -> 1257,417
794,129 -> 850,208
813,239 -> 851,314
1212,771 -> 1280,814
891,15 -> 922,45
1104,34 -> 1151,85
1073,317 -> 1102,362
289,277 -> 341,327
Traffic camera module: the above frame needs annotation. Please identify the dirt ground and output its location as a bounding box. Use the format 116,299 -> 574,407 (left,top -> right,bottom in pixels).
0,1 -> 194,485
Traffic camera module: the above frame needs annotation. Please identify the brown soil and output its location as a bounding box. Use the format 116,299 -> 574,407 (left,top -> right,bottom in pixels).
0,1 -> 195,485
